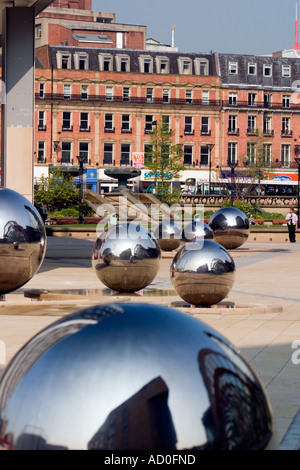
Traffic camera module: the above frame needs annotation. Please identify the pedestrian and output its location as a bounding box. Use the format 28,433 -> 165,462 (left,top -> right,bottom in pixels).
39,203 -> 49,225
249,214 -> 257,225
285,208 -> 298,243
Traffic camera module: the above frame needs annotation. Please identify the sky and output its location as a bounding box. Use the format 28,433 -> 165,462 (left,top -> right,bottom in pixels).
92,0 -> 300,56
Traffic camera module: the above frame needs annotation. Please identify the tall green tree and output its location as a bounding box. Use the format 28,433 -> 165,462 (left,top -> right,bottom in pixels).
144,118 -> 185,204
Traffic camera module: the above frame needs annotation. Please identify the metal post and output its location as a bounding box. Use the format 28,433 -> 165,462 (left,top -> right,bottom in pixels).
295,152 -> 300,229
77,155 -> 85,224
227,159 -> 238,206
207,144 -> 214,195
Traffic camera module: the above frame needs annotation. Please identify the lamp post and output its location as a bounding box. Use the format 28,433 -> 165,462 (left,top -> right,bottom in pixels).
295,150 -> 300,229
76,154 -> 86,224
207,144 -> 214,195
227,158 -> 238,206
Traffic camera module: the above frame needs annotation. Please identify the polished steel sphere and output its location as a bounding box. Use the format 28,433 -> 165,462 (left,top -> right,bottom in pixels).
0,302 -> 274,450
209,207 -> 250,249
181,221 -> 214,242
153,220 -> 182,251
0,188 -> 47,294
92,223 -> 161,292
170,239 -> 235,306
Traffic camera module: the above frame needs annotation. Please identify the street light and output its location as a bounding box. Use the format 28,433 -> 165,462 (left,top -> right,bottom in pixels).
227,158 -> 238,206
294,146 -> 300,228
207,144 -> 214,195
76,154 -> 86,224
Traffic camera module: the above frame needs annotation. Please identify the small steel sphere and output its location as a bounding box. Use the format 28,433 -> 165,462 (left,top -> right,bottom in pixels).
170,239 -> 235,306
92,223 -> 161,292
0,188 -> 47,294
209,207 -> 250,249
0,303 -> 274,450
153,220 -> 182,251
181,221 -> 214,242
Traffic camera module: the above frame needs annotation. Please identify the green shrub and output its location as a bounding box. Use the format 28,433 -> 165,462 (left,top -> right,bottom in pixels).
221,200 -> 252,216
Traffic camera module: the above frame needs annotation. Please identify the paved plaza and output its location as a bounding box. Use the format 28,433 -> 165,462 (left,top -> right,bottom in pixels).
1,235 -> 300,450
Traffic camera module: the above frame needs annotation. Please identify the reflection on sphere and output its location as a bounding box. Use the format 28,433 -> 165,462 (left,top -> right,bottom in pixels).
181,221 -> 214,242
153,221 -> 182,251
92,223 -> 161,292
0,303 -> 274,450
209,207 -> 249,249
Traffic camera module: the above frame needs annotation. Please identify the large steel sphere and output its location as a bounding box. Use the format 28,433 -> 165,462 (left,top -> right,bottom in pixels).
0,188 -> 47,294
0,302 -> 274,450
181,221 -> 214,242
170,239 -> 235,306
92,223 -> 161,292
209,207 -> 250,249
153,220 -> 182,251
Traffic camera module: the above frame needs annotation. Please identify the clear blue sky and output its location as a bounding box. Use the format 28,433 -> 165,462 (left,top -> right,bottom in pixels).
92,0 -> 299,55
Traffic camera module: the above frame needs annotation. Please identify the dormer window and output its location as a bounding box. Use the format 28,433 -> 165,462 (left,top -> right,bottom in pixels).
57,52 -> 71,70
194,58 -> 209,76
116,55 -> 130,72
138,56 -> 154,73
156,57 -> 169,74
263,64 -> 272,77
177,58 -> 192,75
99,54 -> 113,72
229,62 -> 238,74
74,53 -> 88,70
248,63 -> 257,75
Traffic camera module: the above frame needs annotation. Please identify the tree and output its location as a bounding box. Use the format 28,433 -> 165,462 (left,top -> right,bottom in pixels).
34,167 -> 80,213
144,118 -> 185,205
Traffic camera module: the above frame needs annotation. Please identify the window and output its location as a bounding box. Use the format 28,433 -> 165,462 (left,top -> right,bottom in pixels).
282,117 -> 291,135
200,146 -> 209,167
78,142 -> 89,164
63,84 -> 71,100
183,60 -> 191,74
123,87 -> 130,102
38,111 -> 46,131
146,88 -> 153,102
228,115 -> 237,133
194,58 -> 209,76
144,144 -> 153,165
282,95 -> 290,108
263,144 -> 272,165
121,114 -> 131,133
116,55 -> 130,72
247,116 -> 257,134
162,115 -> 170,132
228,143 -> 237,164
264,93 -> 272,107
185,89 -> 193,104
184,116 -> 193,135
201,117 -> 210,135
139,56 -> 153,73
60,54 -> 71,70
229,62 -> 238,74
120,144 -> 131,166
61,142 -> 72,164
163,89 -> 170,103
229,92 -> 237,105
183,145 -> 193,166
35,24 -> 42,39
145,115 -> 154,133
75,53 -> 88,70
105,86 -> 113,101
39,83 -> 45,98
263,116 -> 272,135
81,85 -> 88,100
247,142 -> 256,164
104,113 -> 114,132
282,65 -> 291,77
156,57 -> 169,74
62,112 -> 72,131
178,58 -> 192,75
281,144 -> 290,166
248,63 -> 256,75
103,143 -> 113,165
37,141 -> 45,163
202,90 -> 209,105
248,93 -> 256,106
263,64 -> 272,77
99,54 -> 113,72
80,112 -> 89,131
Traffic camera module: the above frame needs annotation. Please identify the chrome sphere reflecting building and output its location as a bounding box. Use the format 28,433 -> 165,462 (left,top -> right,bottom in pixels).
92,223 -> 161,292
153,221 -> 182,251
0,303 -> 274,450
181,221 -> 214,242
170,240 -> 235,306
209,207 -> 250,249
0,188 -> 46,294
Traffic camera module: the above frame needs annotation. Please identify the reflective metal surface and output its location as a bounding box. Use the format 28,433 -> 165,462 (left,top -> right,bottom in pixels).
153,221 -> 182,251
209,207 -> 250,249
0,188 -> 47,294
92,223 -> 161,292
0,303 -> 273,450
170,240 -> 235,306
181,221 -> 214,242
